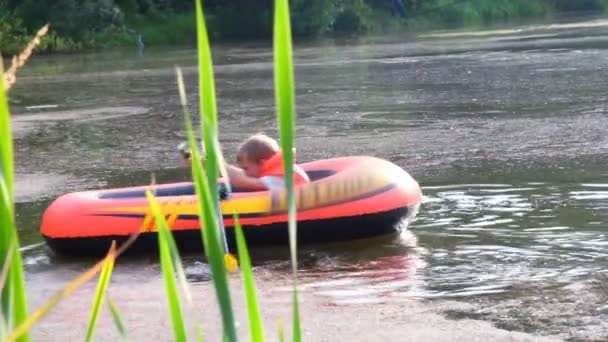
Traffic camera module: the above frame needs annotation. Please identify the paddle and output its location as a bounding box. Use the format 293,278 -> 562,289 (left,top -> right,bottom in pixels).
178,142 -> 238,272
216,184 -> 238,272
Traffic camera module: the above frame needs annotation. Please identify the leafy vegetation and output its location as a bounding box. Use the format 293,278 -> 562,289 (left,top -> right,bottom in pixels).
0,36 -> 29,342
273,0 -> 302,339
2,0 -> 608,55
85,242 -> 117,342
1,0 -> 304,340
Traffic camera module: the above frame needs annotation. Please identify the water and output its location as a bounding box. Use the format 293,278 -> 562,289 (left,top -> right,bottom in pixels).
10,16 -> 608,340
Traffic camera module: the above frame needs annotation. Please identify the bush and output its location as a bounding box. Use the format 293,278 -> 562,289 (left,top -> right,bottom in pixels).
291,0 -> 340,36
206,3 -> 272,39
15,0 -> 124,41
333,0 -> 373,33
0,6 -> 30,55
4,0 -> 608,54
551,0 -> 608,12
128,12 -> 197,45
409,0 -> 553,27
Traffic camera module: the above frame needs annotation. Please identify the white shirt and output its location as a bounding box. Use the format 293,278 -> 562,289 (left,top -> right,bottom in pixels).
261,176 -> 286,190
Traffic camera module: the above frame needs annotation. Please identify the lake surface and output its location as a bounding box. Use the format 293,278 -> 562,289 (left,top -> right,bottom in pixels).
10,15 -> 608,340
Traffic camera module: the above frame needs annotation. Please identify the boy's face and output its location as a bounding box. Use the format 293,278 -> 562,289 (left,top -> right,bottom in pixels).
237,153 -> 262,178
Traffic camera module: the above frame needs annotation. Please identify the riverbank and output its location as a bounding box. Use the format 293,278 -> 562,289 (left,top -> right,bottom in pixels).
1,1 -> 607,55
25,264 -> 558,341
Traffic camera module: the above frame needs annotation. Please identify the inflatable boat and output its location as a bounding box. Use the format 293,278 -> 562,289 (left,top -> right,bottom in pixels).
41,156 -> 422,256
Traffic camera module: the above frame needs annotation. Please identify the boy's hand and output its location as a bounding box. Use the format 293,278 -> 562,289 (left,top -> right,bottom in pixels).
177,142 -> 192,168
177,141 -> 207,168
177,142 -> 191,160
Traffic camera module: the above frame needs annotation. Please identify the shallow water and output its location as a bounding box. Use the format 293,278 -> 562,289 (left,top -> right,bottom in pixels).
11,15 -> 608,340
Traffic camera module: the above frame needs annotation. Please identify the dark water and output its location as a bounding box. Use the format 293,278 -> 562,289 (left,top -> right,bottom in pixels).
11,17 -> 608,340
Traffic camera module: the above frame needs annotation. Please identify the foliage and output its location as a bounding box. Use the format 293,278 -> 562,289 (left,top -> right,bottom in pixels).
1,0 -> 304,340
0,32 -> 29,342
2,0 -> 608,54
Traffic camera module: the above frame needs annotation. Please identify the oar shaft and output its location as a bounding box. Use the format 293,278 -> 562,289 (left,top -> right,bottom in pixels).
216,201 -> 229,253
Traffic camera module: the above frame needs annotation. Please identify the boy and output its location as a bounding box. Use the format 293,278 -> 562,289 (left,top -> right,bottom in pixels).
180,133 -> 309,191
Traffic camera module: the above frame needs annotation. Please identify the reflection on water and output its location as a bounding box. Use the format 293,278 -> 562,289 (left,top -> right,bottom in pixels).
417,181 -> 608,296
416,180 -> 608,336
12,15 -> 608,340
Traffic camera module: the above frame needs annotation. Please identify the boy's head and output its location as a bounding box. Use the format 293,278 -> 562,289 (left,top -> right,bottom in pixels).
236,134 -> 279,177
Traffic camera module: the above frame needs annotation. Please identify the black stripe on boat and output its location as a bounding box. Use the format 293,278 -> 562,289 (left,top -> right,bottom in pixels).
44,206 -> 412,257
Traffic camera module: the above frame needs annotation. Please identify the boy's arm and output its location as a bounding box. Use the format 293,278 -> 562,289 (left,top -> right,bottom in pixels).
178,143 -> 267,190
226,165 -> 268,191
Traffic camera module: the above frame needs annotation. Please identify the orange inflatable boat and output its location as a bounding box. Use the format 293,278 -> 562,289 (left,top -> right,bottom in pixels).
41,156 -> 422,256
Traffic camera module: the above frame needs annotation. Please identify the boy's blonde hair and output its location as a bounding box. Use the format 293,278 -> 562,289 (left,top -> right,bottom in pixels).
237,134 -> 279,163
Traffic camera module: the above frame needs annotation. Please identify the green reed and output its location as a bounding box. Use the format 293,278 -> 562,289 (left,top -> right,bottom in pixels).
234,215 -> 264,341
146,192 -> 189,341
0,53 -> 29,342
274,0 -> 302,339
85,242 -> 117,342
106,297 -> 126,340
0,0 -> 304,340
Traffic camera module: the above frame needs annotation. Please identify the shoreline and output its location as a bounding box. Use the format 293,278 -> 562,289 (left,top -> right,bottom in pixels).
26,267 -> 559,341
2,10 -> 605,57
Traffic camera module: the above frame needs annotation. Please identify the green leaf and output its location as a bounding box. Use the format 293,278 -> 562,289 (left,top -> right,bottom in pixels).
273,0 -> 302,341
234,215 -> 264,341
278,321 -> 285,342
195,0 -> 219,206
179,2 -> 240,334
5,244 -> 122,342
85,242 -> 117,342
274,0 -> 297,273
196,323 -> 204,342
156,175 -> 192,303
146,191 -> 188,342
0,242 -> 15,341
0,242 -> 15,298
292,291 -> 301,342
106,297 -> 126,341
1,312 -> 7,340
0,63 -> 14,203
183,95 -> 237,342
0,55 -> 29,342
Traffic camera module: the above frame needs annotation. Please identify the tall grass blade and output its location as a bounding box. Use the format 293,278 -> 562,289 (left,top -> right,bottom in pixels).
85,242 -> 117,342
176,67 -> 236,273
278,321 -> 285,342
106,297 -> 126,341
6,231 -> 140,341
194,0 -> 219,204
274,0 -> 297,275
145,191 -> 187,342
234,215 -> 264,341
167,229 -> 193,304
185,104 -> 238,341
1,312 -> 6,340
273,0 -> 302,340
4,239 -> 127,342
193,0 -> 238,272
0,57 -> 29,342
0,61 -> 14,200
196,324 -> 204,342
177,67 -> 237,341
0,242 -> 15,341
153,173 -> 192,302
291,292 -> 301,342
0,243 -> 15,296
